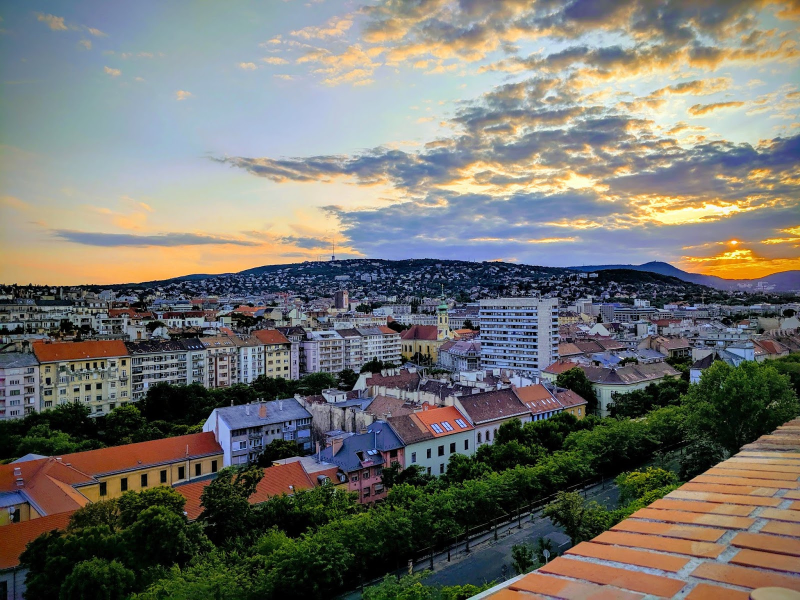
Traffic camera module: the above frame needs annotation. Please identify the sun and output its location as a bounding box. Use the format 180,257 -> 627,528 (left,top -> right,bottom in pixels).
729,240 -> 739,246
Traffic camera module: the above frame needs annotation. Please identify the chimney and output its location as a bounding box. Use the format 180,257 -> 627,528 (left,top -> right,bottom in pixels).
246,404 -> 250,416
331,437 -> 343,455
279,401 -> 284,411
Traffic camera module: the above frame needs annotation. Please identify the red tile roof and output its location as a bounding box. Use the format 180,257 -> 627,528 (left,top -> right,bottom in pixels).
175,461 -> 316,520
480,418 -> 800,599
413,405 -> 472,437
0,512 -> 73,570
60,432 -> 222,477
378,325 -> 398,335
400,325 -> 439,341
542,360 -> 581,375
32,340 -> 129,362
253,329 -> 291,345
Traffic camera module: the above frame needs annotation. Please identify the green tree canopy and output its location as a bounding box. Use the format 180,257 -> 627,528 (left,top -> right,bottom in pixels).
555,367 -> 598,414
682,360 -> 799,455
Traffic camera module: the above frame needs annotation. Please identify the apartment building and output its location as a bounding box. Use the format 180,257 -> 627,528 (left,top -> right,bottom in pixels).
232,336 -> 264,384
200,336 -> 238,388
124,339 -> 208,401
203,399 -> 313,466
479,298 -> 559,376
32,341 -> 131,415
302,330 -> 345,374
0,432 -> 223,528
387,405 -> 474,477
276,326 -> 303,380
0,353 -> 39,420
252,329 -> 294,380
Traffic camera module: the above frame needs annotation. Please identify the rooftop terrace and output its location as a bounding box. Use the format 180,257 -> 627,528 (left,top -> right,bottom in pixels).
474,418 -> 800,600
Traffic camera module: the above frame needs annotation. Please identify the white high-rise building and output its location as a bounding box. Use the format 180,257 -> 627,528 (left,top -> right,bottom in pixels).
479,298 -> 559,376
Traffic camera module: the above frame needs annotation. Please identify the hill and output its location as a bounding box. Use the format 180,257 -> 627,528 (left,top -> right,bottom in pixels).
567,261 -> 800,292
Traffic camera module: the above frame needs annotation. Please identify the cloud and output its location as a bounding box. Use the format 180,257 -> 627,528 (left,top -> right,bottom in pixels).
274,74 -> 294,81
688,101 -> 746,116
261,57 -> 289,65
85,27 -> 107,37
279,235 -> 329,249
37,13 -> 67,31
103,66 -> 121,77
291,16 -> 352,40
51,230 -> 259,247
78,39 -> 91,50
238,62 -> 258,70
175,90 -> 192,101
1,196 -> 31,211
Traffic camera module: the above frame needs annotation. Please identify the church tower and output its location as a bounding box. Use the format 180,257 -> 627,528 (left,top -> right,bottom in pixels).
437,294 -> 450,341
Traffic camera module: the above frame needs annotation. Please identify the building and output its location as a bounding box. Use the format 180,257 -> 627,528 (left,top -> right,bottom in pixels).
318,421 -> 404,504
32,340 -> 131,416
638,335 -> 691,359
476,417 -> 800,600
437,339 -> 481,372
124,339 -> 207,401
334,290 -> 349,310
231,336 -> 264,384
456,388 -> 531,447
200,336 -> 238,388
252,329 -> 294,380
203,398 -> 313,466
302,330 -> 345,374
479,298 -> 559,376
0,432 -> 223,527
515,382 -> 588,422
0,354 -> 39,420
387,405 -> 473,476
175,461 -> 315,520
542,360 -> 680,417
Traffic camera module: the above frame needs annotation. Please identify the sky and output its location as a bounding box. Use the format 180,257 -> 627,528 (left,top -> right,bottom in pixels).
1,0 -> 799,286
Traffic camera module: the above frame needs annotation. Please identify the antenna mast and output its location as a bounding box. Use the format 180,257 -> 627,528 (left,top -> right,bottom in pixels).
331,236 -> 336,261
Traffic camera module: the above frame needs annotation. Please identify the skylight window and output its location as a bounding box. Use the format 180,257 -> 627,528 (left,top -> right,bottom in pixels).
430,423 -> 443,434
455,418 -> 468,428
442,421 -> 454,432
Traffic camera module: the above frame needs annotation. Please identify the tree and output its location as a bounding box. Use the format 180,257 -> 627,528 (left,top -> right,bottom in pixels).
199,466 -> 264,545
356,303 -> 372,313
338,368 -> 359,390
616,468 -> 678,505
361,358 -> 388,373
101,405 -> 149,445
555,368 -> 598,414
256,439 -> 300,467
15,424 -> 98,457
387,321 -> 410,333
60,558 -> 135,600
295,373 -> 338,395
462,319 -> 476,331
510,543 -> 538,575
543,491 -> 611,546
682,361 -> 799,455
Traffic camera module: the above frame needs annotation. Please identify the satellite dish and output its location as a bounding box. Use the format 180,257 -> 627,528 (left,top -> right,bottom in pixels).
542,549 -> 550,558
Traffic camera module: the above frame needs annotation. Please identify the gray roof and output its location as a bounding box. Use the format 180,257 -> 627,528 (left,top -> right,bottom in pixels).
214,397 -> 312,429
0,353 -> 39,369
318,421 -> 403,473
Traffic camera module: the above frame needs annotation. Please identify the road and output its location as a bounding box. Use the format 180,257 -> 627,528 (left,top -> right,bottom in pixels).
339,479 -> 620,598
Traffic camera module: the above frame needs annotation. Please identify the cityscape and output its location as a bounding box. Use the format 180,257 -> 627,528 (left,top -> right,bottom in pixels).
1,1 -> 800,599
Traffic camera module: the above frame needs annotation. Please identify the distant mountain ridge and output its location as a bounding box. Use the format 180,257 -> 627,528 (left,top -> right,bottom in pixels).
567,261 -> 800,292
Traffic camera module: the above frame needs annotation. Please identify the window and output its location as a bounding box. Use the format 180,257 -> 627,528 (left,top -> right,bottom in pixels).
85,384 -> 91,391
99,482 -> 107,496
464,439 -> 469,451
195,463 -> 201,477
141,474 -> 148,488
486,429 -> 491,442
411,452 -> 417,463
363,487 -> 370,498
477,432 -> 482,443
426,448 -> 432,459
438,445 -> 444,457
160,470 -> 167,484
120,477 -> 128,492
455,418 -> 468,428
178,466 -> 186,480
427,466 -> 432,475
439,463 -> 445,474
95,383 -> 102,390
430,423 -> 443,434
351,473 -> 359,482
211,460 -> 218,473
441,421 -> 454,432
449,442 -> 456,454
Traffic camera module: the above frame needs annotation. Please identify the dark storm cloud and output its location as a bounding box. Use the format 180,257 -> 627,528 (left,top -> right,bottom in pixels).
51,230 -> 259,247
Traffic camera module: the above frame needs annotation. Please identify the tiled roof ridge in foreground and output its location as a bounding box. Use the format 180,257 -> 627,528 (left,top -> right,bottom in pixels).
472,417 -> 800,600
